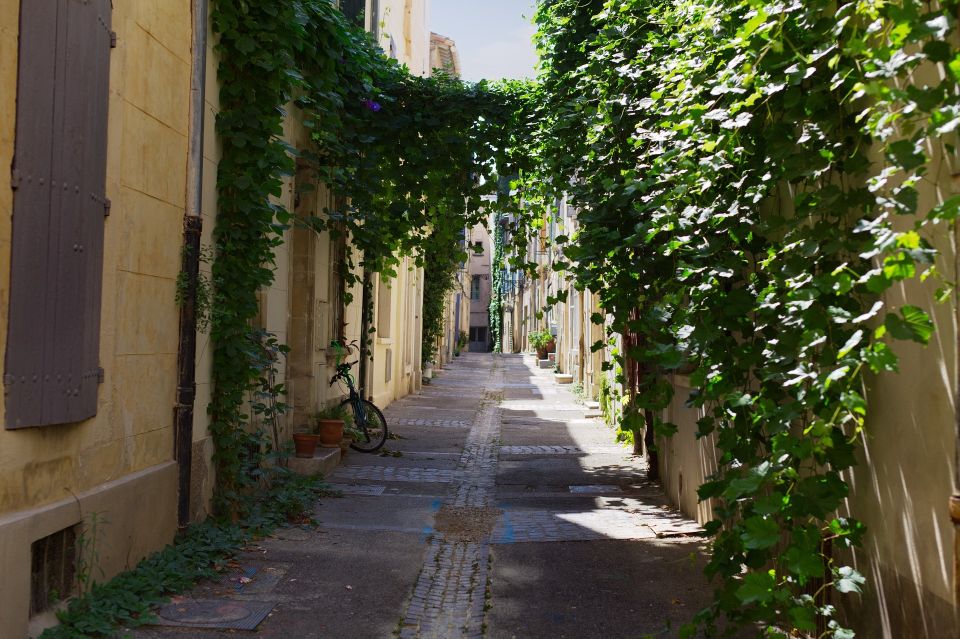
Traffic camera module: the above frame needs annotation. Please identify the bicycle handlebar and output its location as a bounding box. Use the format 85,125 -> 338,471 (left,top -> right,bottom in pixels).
329,360 -> 357,386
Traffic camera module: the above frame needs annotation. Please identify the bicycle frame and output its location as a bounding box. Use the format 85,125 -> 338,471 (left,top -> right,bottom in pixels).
332,362 -> 370,441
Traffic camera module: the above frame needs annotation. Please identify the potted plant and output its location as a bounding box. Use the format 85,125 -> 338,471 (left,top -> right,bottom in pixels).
292,425 -> 319,458
454,330 -> 468,356
529,329 -> 554,360
312,404 -> 353,448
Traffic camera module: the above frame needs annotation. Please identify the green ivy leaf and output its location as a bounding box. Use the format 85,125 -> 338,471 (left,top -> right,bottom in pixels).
735,570 -> 776,604
833,566 -> 865,594
883,306 -> 933,344
740,516 -> 780,550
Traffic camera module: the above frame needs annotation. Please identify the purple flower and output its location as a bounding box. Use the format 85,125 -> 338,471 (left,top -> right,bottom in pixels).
362,99 -> 382,112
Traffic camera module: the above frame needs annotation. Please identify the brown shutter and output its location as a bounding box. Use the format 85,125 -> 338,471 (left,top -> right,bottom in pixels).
5,0 -> 112,428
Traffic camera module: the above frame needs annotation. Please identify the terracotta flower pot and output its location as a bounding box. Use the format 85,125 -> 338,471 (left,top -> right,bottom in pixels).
317,419 -> 345,448
545,338 -> 556,354
536,347 -> 548,360
293,433 -> 319,458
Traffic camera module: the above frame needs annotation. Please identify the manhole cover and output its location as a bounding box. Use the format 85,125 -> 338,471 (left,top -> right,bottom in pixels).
153,600 -> 276,630
569,485 -> 622,494
159,601 -> 250,624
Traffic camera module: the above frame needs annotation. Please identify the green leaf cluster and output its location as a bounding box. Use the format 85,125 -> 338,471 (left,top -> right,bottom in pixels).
503,0 -> 960,634
208,0 -> 517,517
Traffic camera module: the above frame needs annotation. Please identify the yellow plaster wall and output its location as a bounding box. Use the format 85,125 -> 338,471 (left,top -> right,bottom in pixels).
365,0 -> 430,407
371,258 -> 424,409
838,157 -> 959,635
0,0 -> 189,516
377,0 -> 431,77
0,0 -> 191,631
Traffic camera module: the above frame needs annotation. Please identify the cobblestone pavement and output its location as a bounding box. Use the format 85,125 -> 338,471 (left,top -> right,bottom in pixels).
131,353 -> 714,639
392,417 -> 471,428
396,357 -> 504,638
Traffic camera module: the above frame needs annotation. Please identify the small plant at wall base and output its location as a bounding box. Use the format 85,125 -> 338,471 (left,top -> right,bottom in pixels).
528,329 -> 553,359
41,474 -> 332,639
455,330 -> 468,356
75,512 -> 107,597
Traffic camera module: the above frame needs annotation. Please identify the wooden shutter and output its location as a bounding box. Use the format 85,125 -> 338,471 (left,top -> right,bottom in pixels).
5,0 -> 112,429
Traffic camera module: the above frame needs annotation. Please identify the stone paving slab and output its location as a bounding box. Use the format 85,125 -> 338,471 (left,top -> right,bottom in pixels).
497,458 -> 647,488
131,530 -> 425,639
487,540 -> 713,639
331,465 -> 460,483
336,453 -> 462,471
499,445 -> 585,455
492,508 -> 658,543
500,403 -> 585,411
387,407 -> 478,420
392,417 -> 472,428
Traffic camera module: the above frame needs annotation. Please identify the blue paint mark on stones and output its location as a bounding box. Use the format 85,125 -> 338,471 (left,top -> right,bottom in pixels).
499,510 -> 515,544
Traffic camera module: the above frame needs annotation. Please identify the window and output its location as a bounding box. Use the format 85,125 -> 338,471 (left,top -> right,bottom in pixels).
31,526 -> 77,616
376,279 -> 392,338
471,275 -> 481,300
469,327 -> 488,344
472,241 -> 483,255
340,0 -> 365,25
6,1 -> 113,428
339,0 -> 379,38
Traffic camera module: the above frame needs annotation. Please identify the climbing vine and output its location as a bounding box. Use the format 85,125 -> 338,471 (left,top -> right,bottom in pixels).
208,0 -> 515,517
201,0 -> 960,634
421,225 -> 468,365
503,0 -> 960,636
489,214 -> 506,352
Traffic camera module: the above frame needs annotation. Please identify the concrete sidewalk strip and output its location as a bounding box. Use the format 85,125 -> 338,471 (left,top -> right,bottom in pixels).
492,508 -> 659,543
331,465 -> 461,483
500,445 -> 585,455
500,402 -> 584,411
392,417 -> 472,428
326,483 -> 387,495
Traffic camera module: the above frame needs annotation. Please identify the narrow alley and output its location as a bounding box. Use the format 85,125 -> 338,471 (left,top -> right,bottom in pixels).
132,353 -> 710,639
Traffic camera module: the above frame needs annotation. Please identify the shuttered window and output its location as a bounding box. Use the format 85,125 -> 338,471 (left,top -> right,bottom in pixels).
5,0 -> 113,429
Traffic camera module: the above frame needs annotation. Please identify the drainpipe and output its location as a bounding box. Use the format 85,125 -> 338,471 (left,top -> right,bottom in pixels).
954,206 -> 960,604
174,0 -> 208,529
359,270 -> 373,399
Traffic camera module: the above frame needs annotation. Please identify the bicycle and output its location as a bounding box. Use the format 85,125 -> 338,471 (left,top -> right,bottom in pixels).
329,351 -> 389,453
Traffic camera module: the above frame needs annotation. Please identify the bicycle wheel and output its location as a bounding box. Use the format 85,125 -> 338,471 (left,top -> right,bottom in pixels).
341,398 -> 388,452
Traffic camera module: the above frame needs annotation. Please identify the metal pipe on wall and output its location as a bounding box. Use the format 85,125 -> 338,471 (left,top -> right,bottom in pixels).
174,0 -> 208,529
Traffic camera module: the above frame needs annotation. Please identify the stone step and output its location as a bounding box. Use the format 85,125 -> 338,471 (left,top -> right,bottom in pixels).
554,374 -> 574,384
538,359 -> 553,369
288,446 -> 341,477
